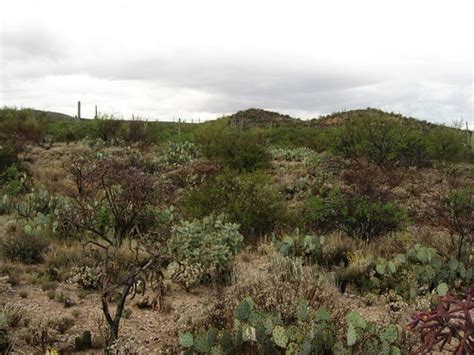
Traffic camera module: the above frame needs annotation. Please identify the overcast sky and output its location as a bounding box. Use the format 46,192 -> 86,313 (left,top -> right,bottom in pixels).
1,0 -> 472,124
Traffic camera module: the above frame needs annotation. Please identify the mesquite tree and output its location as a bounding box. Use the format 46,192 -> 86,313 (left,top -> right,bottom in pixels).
63,157 -> 168,348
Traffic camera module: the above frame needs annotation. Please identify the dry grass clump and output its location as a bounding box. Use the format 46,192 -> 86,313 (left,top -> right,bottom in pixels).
2,303 -> 26,328
0,260 -> 25,286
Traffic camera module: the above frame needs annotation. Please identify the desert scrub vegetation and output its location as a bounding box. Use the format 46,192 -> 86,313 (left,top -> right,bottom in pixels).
178,298 -> 402,354
184,170 -> 286,238
167,214 -> 243,290
0,106 -> 473,353
305,187 -> 407,240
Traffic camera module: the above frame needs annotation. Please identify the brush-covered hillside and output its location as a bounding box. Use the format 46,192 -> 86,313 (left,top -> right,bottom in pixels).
0,106 -> 473,354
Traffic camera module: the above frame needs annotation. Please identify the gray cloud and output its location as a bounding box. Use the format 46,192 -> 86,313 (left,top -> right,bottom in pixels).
0,1 -> 472,124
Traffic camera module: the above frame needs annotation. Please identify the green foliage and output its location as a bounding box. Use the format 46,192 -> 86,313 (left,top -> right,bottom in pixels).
0,108 -> 47,150
0,147 -> 17,174
305,188 -> 345,235
184,171 -> 286,238
331,114 -> 429,168
119,119 -> 152,144
442,187 -> 474,260
305,189 -> 407,240
426,125 -> 471,162
90,114 -> 122,142
1,165 -> 28,195
196,126 -> 270,172
329,112 -> 471,165
46,120 -> 87,142
167,215 -> 243,290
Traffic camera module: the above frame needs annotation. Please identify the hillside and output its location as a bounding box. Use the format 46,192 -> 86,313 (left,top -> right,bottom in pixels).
226,108 -> 306,129
0,105 -> 473,353
0,108 -> 76,122
310,107 -> 437,128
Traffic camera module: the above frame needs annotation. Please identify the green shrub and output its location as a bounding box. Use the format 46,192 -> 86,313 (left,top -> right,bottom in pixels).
442,187 -> 474,260
331,114 -> 429,168
0,230 -> 49,264
426,125 -> 470,162
0,147 -> 16,174
305,189 -> 407,240
90,114 -> 122,142
167,215 -> 243,290
196,126 -> 270,172
0,109 -> 47,152
1,165 -> 28,195
341,196 -> 407,241
184,171 -> 286,238
119,120 -> 152,144
305,189 -> 345,235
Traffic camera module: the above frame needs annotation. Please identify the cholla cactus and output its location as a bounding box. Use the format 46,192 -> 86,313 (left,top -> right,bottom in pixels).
168,215 -> 243,290
168,262 -> 208,291
68,266 -> 101,290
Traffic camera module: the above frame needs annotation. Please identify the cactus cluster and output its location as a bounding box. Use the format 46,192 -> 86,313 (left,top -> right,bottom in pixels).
160,141 -> 199,167
178,297 -> 401,354
361,244 -> 473,299
274,229 -> 325,264
68,266 -> 101,290
270,147 -> 316,165
15,189 -> 68,237
345,311 -> 400,354
167,215 -> 243,290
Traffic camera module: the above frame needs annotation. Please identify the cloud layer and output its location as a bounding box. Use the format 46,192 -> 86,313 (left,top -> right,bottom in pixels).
1,0 -> 472,124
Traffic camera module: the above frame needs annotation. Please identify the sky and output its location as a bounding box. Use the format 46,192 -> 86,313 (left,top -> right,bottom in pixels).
0,0 -> 473,125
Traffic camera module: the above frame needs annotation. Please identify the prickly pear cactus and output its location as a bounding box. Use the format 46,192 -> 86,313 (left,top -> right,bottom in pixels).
272,325 -> 288,348
378,324 -> 398,344
235,297 -> 253,321
346,323 -> 358,346
296,300 -> 309,322
179,332 -> 194,348
194,333 -> 210,353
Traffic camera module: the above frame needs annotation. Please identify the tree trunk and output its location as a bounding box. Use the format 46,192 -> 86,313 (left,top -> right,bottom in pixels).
102,281 -> 134,351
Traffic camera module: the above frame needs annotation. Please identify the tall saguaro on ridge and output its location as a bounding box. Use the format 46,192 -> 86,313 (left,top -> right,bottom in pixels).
77,101 -> 81,119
